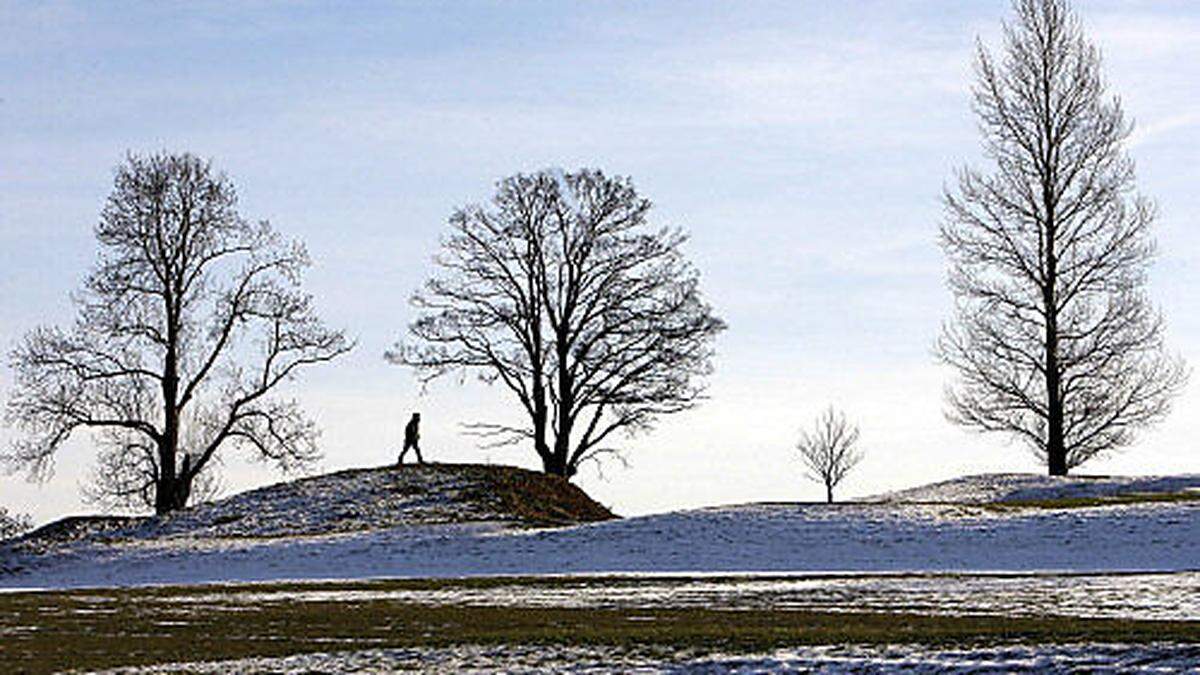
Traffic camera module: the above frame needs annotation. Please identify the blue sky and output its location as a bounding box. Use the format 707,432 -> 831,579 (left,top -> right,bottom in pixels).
2,1 -> 1198,524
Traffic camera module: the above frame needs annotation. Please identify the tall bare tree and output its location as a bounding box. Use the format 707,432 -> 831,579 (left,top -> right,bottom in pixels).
389,168 -> 725,478
797,407 -> 863,504
936,0 -> 1187,475
4,152 -> 352,514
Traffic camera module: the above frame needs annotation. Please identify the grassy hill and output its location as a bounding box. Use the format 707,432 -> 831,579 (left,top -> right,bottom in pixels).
11,463 -> 615,552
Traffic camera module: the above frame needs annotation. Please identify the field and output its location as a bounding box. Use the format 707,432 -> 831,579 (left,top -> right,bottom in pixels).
2,468 -> 1198,671
2,575 -> 1199,673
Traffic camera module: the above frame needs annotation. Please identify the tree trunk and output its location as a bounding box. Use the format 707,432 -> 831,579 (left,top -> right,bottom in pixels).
1038,24 -> 1068,478
549,438 -> 572,478
154,357 -> 193,514
1043,226 -> 1067,476
532,381 -> 552,473
548,337 -> 575,479
154,469 -> 192,514
158,320 -> 184,513
154,477 -> 174,515
825,483 -> 833,504
541,453 -> 568,477
1047,421 -> 1067,476
154,436 -> 177,515
1045,306 -> 1067,476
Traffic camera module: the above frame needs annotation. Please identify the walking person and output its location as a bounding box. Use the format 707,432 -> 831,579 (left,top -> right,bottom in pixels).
398,412 -> 424,465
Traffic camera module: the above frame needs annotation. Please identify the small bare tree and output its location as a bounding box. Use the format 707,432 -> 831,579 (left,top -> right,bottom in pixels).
936,0 -> 1188,475
4,152 -> 352,514
390,168 -> 725,478
796,407 -> 863,504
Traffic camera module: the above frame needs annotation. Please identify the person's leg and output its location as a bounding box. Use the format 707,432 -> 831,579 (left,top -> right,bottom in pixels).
415,443 -> 424,464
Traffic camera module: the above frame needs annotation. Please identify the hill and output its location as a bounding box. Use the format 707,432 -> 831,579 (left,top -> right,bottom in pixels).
10,463 -> 614,553
3,471 -> 1198,588
865,473 -> 1200,505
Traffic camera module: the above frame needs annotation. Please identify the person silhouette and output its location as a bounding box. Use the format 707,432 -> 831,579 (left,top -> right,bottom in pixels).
398,412 -> 424,465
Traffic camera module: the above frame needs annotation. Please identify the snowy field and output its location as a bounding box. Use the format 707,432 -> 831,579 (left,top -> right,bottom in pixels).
93,642 -> 1200,674
167,571 -> 1200,621
3,472 -> 1199,672
5,573 -> 1197,673
3,495 -> 1198,589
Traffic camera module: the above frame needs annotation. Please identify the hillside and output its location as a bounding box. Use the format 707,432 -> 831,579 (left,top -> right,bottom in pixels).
9,463 -> 614,554
3,471 -> 1198,589
866,473 -> 1200,505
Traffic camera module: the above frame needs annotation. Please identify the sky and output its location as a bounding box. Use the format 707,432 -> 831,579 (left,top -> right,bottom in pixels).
2,1 -> 1198,525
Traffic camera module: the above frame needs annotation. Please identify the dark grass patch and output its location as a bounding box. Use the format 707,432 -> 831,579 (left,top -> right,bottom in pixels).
1,579 -> 1198,673
983,492 -> 1200,511
458,463 -> 616,525
96,569 -> 1192,598
306,462 -> 615,525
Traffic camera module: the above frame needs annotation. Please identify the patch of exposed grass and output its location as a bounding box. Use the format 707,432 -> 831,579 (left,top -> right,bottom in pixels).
116,570 -> 1186,598
457,462 -> 617,525
984,491 -> 1200,511
323,462 -> 616,526
1,579 -> 1197,673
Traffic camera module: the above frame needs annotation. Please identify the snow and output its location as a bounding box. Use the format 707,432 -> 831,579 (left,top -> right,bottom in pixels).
7,471 -> 1200,671
121,465 -> 512,539
2,472 -> 1198,590
2,498 -> 1198,590
867,473 -> 1200,504
93,643 -> 1200,673
169,571 -> 1200,621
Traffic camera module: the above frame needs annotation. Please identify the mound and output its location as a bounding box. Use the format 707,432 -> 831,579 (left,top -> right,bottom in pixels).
11,463 -> 615,551
866,473 -> 1200,505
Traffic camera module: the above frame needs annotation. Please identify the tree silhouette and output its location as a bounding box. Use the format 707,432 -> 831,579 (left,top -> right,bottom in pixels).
936,0 -> 1187,475
4,153 -> 352,514
796,407 -> 863,504
390,168 -> 724,478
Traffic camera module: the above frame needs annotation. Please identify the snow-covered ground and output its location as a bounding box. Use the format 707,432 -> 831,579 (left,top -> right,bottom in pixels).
95,643 -> 1200,674
3,498 -> 1199,589
160,571 -> 1200,621
2,471 -> 1198,589
5,471 -> 1199,672
14,464 -> 572,545
868,472 -> 1200,504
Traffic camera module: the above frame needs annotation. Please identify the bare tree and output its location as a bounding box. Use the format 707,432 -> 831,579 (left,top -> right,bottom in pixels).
389,168 -> 725,478
936,0 -> 1188,475
4,152 -> 352,514
796,407 -> 863,504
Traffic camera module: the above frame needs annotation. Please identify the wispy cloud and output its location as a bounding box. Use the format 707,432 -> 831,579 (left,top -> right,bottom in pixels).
1130,111 -> 1200,148
2,1 -> 1197,523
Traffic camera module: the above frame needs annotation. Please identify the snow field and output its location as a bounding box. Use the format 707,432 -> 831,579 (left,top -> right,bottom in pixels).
94,642 -> 1200,674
